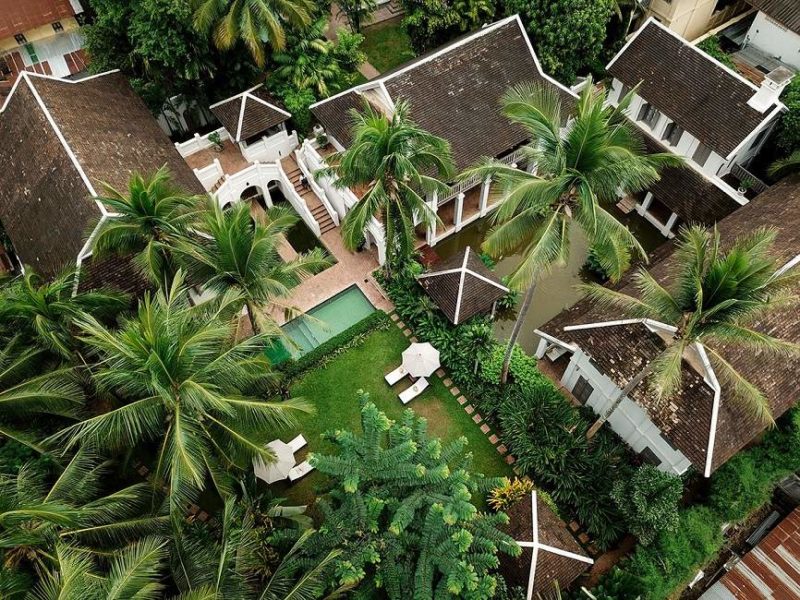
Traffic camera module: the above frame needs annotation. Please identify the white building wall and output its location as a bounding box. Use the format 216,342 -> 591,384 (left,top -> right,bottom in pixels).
561,350 -> 693,474
745,11 -> 800,70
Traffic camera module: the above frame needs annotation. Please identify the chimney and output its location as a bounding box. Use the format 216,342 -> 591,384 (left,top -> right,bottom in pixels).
748,66 -> 793,113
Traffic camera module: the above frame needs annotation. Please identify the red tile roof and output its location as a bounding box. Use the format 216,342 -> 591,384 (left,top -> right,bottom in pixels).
0,0 -> 76,40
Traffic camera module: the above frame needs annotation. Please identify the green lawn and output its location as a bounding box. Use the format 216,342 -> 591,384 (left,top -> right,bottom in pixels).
266,324 -> 513,506
361,20 -> 415,73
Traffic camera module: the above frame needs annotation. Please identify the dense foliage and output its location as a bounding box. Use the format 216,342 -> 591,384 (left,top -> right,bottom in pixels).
775,75 -> 800,161
380,263 -> 632,550
611,465 -> 682,546
400,0 -> 495,53
697,35 -> 739,72
84,0 -> 257,116
308,394 -> 519,598
503,0 -> 614,83
605,407 -> 800,599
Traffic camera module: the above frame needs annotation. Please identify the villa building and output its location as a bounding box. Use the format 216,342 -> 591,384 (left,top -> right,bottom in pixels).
0,0 -> 87,100
639,0 -> 750,40
606,18 -> 789,238
732,0 -> 800,74
534,175 -> 800,478
309,15 -> 581,252
0,70 -> 204,290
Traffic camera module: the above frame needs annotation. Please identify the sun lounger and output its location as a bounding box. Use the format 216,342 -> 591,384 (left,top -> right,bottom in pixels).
288,434 -> 307,453
399,377 -> 429,404
288,461 -> 315,482
384,365 -> 408,385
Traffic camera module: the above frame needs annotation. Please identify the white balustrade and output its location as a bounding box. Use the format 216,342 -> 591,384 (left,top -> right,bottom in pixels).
174,127 -> 229,157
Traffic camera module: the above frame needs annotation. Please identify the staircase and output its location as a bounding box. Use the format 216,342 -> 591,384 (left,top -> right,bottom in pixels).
282,159 -> 337,234
210,176 -> 226,193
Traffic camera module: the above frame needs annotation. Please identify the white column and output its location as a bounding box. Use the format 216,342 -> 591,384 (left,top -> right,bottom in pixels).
636,191 -> 653,216
455,192 -> 465,232
535,338 -> 549,359
479,177 -> 491,217
427,191 -> 438,246
662,212 -> 679,238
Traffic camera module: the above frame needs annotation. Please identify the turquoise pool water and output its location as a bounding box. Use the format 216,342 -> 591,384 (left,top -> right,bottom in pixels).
267,286 -> 375,363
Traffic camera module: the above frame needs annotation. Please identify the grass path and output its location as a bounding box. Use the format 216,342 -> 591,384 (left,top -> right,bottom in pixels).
360,20 -> 415,73
267,325 -> 513,505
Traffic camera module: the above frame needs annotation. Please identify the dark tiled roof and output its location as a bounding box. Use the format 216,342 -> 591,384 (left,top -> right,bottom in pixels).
312,17 -> 578,171
540,176 -> 800,474
748,0 -> 800,34
608,20 -> 773,157
0,0 -> 76,39
0,72 -> 204,278
707,506 -> 800,599
501,491 -> 592,598
309,91 -> 364,149
210,86 -> 290,143
417,246 -> 509,324
642,132 -> 740,224
78,254 -> 150,296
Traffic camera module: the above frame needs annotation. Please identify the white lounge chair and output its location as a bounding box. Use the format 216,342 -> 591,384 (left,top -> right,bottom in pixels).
384,365 -> 408,385
399,377 -> 429,404
288,461 -> 315,482
288,434 -> 307,453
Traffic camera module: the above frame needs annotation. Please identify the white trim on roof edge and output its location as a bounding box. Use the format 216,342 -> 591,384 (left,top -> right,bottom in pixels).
606,18 -> 760,92
310,15 -> 577,113
19,72 -> 105,215
696,343 -> 722,478
453,247 -> 471,324
725,102 -> 785,160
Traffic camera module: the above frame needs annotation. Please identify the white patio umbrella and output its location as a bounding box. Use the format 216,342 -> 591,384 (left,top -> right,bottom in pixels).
401,342 -> 441,378
253,440 -> 297,484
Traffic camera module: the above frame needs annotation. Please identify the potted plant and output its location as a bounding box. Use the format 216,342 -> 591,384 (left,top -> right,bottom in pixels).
738,176 -> 754,196
208,131 -> 224,152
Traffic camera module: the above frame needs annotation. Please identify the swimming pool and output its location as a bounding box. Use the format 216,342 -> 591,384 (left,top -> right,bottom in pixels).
266,285 -> 376,363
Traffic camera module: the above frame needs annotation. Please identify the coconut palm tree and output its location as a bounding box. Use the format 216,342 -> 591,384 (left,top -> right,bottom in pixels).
0,337 -> 83,454
192,0 -> 315,67
91,166 -> 204,288
318,99 -> 456,276
581,225 -> 800,439
178,200 -> 330,335
768,149 -> 800,180
461,81 -> 680,383
171,497 -> 344,599
0,451 -> 165,580
0,270 -> 127,360
51,272 -> 312,513
271,18 -> 343,98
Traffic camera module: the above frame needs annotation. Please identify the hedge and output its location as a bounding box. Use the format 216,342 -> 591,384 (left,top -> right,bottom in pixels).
275,310 -> 390,379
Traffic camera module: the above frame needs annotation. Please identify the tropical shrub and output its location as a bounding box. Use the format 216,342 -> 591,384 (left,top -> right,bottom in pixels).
308,394 -> 520,598
697,35 -> 738,73
401,0 -> 495,53
611,465 -> 682,546
489,477 -> 535,511
775,75 -> 800,158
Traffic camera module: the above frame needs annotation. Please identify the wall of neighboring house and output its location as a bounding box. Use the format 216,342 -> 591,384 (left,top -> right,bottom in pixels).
557,348 -> 693,475
1,16 -> 86,83
745,11 -> 800,70
643,0 -> 748,41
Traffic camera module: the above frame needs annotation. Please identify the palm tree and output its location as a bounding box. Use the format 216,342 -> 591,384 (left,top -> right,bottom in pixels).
192,0 -> 315,67
462,81 -> 680,383
28,537 -> 170,600
581,225 -> 800,439
272,18 -> 343,97
768,149 -> 800,180
171,498 -> 344,599
91,166 -> 203,287
51,272 -> 312,513
178,200 -> 330,335
0,270 -> 127,360
318,99 -> 456,276
0,451 -> 165,579
0,337 -> 83,454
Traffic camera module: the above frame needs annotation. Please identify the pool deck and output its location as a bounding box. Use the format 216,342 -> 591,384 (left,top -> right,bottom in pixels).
267,228 -> 393,325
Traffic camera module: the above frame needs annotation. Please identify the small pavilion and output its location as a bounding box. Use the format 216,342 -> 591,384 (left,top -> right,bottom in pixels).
417,246 -> 509,324
210,84 -> 291,144
501,490 -> 594,600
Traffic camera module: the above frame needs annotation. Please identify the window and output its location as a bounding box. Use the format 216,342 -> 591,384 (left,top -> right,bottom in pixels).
52,21 -> 64,32
14,34 -> 27,45
692,142 -> 712,167
572,376 -> 594,405
659,431 -> 679,453
617,83 -> 630,103
24,44 -> 39,65
750,128 -> 768,150
638,103 -> 661,130
662,122 -> 684,147
640,447 -> 661,466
